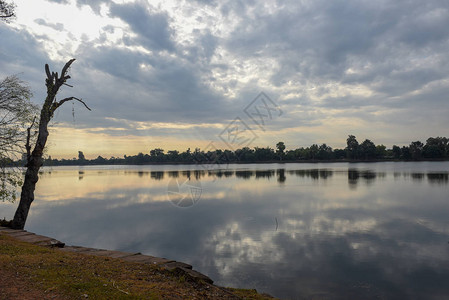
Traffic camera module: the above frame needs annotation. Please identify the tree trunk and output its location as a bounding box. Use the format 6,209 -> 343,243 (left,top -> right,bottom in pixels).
11,59 -> 90,229
10,123 -> 49,229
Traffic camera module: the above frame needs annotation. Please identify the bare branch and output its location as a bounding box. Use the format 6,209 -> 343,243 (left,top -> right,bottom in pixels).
45,64 -> 51,80
25,116 -> 36,165
12,58 -> 90,229
51,59 -> 76,91
54,96 -> 91,111
60,59 -> 76,79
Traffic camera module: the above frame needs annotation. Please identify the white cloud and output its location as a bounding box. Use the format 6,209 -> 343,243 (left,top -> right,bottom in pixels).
1,0 -> 449,157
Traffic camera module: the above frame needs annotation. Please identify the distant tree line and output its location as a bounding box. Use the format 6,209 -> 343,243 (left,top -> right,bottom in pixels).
15,135 -> 446,166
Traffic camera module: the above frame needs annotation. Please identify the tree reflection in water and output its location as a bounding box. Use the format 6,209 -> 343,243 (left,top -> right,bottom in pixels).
2,162 -> 448,299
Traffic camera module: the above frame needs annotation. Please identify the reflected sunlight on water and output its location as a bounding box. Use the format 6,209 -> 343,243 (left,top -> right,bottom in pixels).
1,162 -> 449,299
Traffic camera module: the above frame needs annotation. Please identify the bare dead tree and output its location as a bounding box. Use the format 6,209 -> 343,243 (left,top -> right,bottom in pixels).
11,59 -> 90,229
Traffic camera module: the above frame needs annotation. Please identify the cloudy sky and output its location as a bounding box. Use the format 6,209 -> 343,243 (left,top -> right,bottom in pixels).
1,0 -> 448,158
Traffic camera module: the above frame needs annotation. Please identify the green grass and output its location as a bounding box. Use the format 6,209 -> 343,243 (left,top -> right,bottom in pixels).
0,233 -> 274,299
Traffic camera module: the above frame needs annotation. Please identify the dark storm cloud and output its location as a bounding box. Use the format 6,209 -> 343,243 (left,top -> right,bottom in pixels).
225,0 -> 449,97
220,0 -> 449,138
0,26 -> 49,72
109,2 -> 175,52
183,29 -> 218,64
0,25 -> 50,103
0,23 -> 228,132
1,0 -> 449,146
66,42 -> 233,129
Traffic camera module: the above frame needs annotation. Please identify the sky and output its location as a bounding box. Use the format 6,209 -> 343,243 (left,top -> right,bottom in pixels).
1,0 -> 449,159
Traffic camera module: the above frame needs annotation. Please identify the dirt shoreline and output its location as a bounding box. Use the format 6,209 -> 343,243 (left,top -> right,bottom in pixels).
0,227 -> 274,299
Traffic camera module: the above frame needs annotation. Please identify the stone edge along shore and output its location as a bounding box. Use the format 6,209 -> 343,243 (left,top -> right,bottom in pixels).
0,226 -> 213,284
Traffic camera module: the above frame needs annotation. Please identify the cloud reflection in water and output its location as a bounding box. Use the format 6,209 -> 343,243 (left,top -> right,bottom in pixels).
1,162 -> 448,299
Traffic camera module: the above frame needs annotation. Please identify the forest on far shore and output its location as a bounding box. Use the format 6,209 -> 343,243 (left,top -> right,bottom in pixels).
4,135 -> 449,167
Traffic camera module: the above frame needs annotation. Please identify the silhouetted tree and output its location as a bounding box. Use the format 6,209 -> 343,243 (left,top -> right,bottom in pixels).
11,59 -> 90,229
78,151 -> 86,161
376,145 -> 387,158
93,156 -> 107,164
253,147 -> 273,161
333,148 -> 346,159
150,148 -> 164,162
0,0 -> 15,21
309,144 -> 319,159
167,150 -> 179,162
409,141 -> 424,160
284,149 -> 296,160
359,139 -> 376,159
276,141 -> 285,161
235,147 -> 255,161
180,148 -> 192,162
317,143 -> 333,160
423,137 -> 448,158
293,147 -> 307,160
223,149 -> 236,162
346,135 -> 359,159
392,145 -> 401,159
401,146 -> 411,160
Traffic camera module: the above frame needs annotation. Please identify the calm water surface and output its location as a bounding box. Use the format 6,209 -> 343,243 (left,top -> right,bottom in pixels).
1,162 -> 449,299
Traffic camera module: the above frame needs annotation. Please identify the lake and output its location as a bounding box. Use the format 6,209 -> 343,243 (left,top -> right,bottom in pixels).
1,162 -> 449,299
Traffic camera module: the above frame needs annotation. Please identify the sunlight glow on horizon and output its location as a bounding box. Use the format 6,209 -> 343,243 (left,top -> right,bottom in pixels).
3,0 -> 448,159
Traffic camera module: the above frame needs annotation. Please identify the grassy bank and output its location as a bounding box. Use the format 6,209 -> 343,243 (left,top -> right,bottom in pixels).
0,234 -> 273,299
